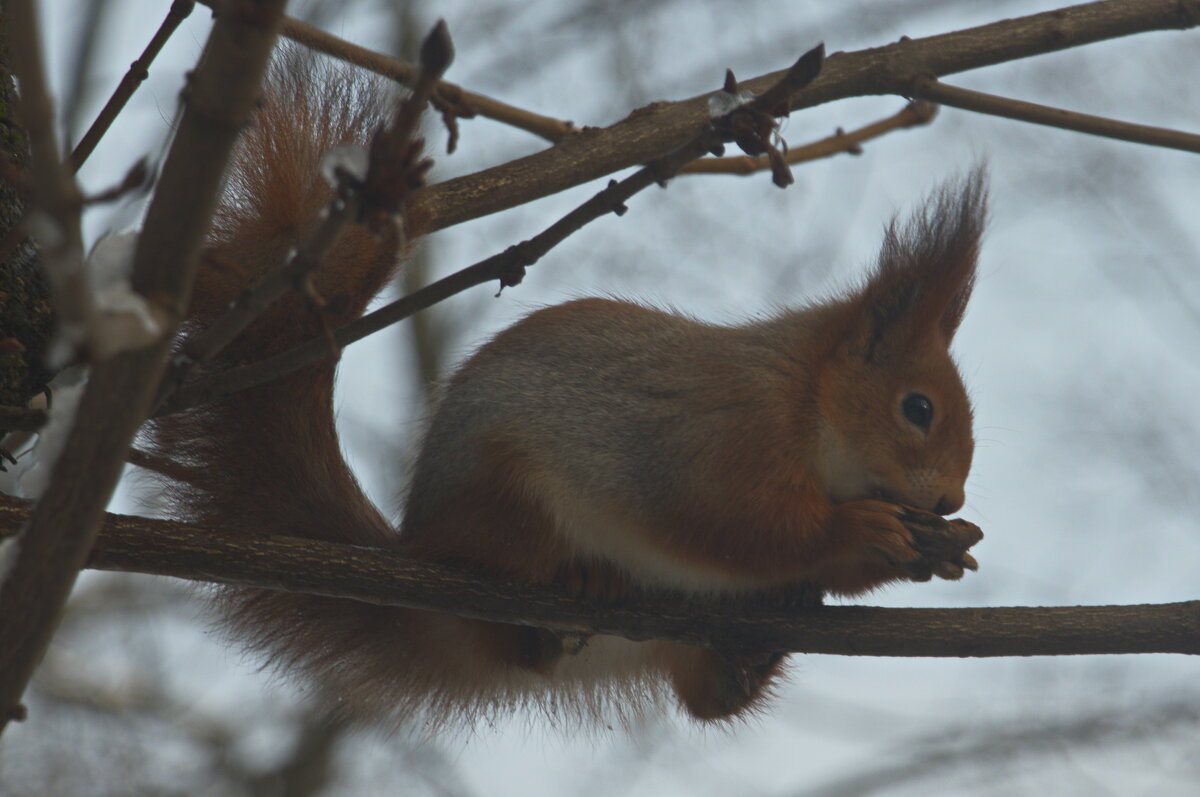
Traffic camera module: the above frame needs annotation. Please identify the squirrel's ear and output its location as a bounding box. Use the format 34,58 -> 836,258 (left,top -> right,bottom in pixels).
852,168 -> 987,362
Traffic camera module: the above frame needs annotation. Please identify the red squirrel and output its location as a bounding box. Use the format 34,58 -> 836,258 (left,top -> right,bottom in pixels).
147,56 -> 984,730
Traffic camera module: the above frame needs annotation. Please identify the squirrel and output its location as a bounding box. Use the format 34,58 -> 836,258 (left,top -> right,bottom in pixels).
146,54 -> 985,731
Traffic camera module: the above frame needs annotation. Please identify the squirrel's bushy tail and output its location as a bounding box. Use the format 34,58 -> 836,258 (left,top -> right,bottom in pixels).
144,55 -> 668,732
145,55 -> 444,726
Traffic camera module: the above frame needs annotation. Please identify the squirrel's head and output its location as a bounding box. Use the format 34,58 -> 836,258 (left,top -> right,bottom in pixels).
813,171 -> 985,516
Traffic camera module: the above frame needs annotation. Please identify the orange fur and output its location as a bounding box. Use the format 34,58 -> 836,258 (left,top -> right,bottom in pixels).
147,53 -> 985,731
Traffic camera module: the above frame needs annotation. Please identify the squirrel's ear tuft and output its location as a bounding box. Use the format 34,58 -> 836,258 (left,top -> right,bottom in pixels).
854,168 -> 987,361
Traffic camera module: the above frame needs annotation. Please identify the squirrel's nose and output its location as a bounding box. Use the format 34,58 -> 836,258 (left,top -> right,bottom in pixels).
933,493 -> 963,516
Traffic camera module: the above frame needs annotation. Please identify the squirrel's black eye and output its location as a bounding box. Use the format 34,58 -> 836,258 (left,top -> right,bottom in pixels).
902,393 -> 934,430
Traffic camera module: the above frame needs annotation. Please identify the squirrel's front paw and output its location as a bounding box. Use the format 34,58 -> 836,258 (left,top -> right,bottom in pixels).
835,499 -> 925,570
897,508 -> 983,581
834,500 -> 983,583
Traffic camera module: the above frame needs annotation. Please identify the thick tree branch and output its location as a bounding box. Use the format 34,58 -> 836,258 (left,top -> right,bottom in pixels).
408,0 -> 1200,234
911,78 -> 1200,154
1,496 -> 1196,658
0,0 -> 286,736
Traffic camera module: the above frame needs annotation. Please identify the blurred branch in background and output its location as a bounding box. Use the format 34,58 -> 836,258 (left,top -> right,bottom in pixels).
2,572 -> 454,797
390,2 -> 451,404
800,694 -> 1200,797
5,0 -> 93,360
58,0 -> 114,147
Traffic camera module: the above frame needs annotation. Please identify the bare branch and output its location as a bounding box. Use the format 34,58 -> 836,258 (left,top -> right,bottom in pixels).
286,15 -> 578,144
68,0 -> 196,172
680,100 -> 938,177
409,0 -> 1200,234
0,0 -> 287,737
912,78 -> 1200,154
803,697 -> 1200,797
0,495 -> 1195,658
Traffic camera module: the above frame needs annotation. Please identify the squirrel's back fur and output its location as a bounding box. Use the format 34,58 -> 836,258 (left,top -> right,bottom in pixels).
147,54 -> 986,733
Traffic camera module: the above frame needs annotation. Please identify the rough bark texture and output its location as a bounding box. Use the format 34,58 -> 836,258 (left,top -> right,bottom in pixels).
0,15 -> 53,415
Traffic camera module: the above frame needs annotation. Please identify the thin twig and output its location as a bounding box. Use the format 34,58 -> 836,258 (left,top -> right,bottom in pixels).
911,78 -> 1200,154
681,100 -> 938,176
0,496 -> 1195,658
59,0 -> 112,158
68,0 -> 196,172
0,0 -> 287,738
282,15 -> 578,144
193,0 -> 578,144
